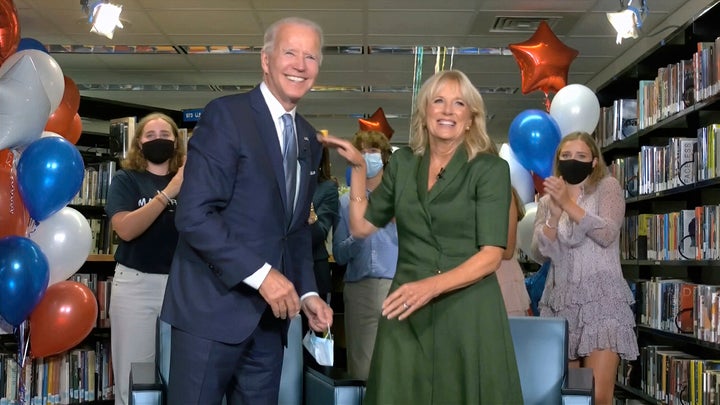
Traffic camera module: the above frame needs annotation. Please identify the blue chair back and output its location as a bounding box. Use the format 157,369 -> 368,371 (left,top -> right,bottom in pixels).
508,316 -> 568,405
155,317 -> 302,405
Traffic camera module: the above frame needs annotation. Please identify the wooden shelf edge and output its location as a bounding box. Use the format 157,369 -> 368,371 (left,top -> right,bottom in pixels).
87,254 -> 115,262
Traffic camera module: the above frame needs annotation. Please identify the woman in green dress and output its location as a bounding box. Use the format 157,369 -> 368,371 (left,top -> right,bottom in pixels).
319,69 -> 522,404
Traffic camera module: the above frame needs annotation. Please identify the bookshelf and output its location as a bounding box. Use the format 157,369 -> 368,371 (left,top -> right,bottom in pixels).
597,2 -> 720,403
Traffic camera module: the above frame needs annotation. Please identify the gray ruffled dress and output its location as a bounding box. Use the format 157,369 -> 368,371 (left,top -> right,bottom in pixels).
532,175 -> 639,360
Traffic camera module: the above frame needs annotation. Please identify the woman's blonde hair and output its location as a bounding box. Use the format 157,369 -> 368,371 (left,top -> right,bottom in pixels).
122,112 -> 185,173
409,70 -> 496,160
552,131 -> 607,186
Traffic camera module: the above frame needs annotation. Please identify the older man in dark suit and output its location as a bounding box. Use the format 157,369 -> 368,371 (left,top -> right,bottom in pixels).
161,17 -> 333,404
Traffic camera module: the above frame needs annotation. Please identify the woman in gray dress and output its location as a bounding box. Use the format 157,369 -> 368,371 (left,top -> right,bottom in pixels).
532,131 -> 639,405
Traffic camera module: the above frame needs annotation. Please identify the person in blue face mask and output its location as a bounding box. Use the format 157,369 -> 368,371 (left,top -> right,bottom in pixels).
333,130 -> 398,380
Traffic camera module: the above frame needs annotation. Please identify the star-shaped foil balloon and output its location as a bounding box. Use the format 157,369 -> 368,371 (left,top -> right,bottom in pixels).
358,107 -> 394,140
509,21 -> 579,95
0,0 -> 20,65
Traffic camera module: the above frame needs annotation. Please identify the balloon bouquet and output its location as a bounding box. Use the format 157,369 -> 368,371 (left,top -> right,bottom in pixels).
0,2 -> 97,399
502,21 -> 601,268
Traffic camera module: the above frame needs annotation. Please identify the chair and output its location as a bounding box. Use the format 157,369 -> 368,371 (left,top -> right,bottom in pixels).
508,316 -> 595,405
129,315 -> 305,405
303,364 -> 365,405
302,317 -> 593,405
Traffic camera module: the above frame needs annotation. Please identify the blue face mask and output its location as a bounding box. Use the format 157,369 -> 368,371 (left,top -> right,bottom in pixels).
363,152 -> 384,179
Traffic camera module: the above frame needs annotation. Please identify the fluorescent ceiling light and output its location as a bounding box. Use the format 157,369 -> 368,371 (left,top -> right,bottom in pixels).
89,2 -> 124,39
606,0 -> 647,44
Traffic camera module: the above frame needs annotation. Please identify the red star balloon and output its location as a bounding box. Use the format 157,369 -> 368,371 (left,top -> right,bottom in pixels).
359,107 -> 394,140
509,21 -> 579,95
0,0 -> 20,65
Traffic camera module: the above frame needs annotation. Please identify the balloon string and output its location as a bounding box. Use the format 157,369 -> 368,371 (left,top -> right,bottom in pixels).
15,322 -> 28,405
544,92 -> 551,112
410,46 -> 424,133
441,47 -> 446,71
6,151 -> 14,217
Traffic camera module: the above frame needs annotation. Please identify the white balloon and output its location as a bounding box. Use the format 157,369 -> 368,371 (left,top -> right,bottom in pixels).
499,143 -> 535,204
516,202 -> 544,264
41,131 -> 63,139
0,49 -> 64,114
0,56 -> 51,150
549,84 -> 601,137
28,207 -> 92,286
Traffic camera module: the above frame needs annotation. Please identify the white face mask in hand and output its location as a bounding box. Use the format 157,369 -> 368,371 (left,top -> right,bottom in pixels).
303,325 -> 334,366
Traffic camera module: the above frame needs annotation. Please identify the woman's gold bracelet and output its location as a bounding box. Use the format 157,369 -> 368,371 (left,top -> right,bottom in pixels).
349,195 -> 367,202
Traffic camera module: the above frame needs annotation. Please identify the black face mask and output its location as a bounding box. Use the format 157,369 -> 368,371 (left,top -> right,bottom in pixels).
557,159 -> 594,185
141,139 -> 175,164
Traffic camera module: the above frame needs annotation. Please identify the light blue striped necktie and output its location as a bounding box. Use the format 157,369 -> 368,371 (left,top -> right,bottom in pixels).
281,113 -> 297,223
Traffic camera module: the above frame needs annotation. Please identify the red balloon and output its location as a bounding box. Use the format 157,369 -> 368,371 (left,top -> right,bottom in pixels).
0,0 -> 20,65
509,21 -> 579,95
65,113 -> 83,144
359,107 -> 394,140
44,101 -> 75,137
0,149 -> 28,237
29,281 -> 98,358
62,76 -> 81,113
532,172 -> 546,195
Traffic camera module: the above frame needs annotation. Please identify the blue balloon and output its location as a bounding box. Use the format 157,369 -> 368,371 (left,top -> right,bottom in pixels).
508,109 -> 562,179
17,38 -> 48,53
345,166 -> 352,186
17,137 -> 85,221
0,236 -> 49,326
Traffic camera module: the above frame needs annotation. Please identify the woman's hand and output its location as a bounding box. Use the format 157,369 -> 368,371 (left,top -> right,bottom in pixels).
382,278 -> 438,321
543,176 -> 568,216
316,133 -> 364,168
307,202 -> 318,224
164,156 -> 186,199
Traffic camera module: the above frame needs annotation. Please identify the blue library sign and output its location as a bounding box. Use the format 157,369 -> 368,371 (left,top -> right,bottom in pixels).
182,108 -> 203,122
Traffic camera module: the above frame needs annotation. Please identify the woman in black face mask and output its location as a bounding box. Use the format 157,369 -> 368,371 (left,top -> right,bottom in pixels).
104,112 -> 185,405
530,131 -> 638,405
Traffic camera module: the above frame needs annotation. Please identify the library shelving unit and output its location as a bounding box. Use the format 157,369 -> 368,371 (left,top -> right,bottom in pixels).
597,2 -> 720,404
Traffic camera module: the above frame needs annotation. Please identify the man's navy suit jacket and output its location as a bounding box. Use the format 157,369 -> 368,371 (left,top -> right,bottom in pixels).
161,86 -> 323,344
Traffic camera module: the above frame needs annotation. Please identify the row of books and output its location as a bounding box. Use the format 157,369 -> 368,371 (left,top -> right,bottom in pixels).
632,280 -> 720,342
85,216 -> 118,256
0,342 -> 114,404
596,98 -> 638,148
639,345 -> 720,405
609,124 -> 720,197
71,161 -> 116,207
637,40 -> 718,135
71,273 -> 112,329
619,205 -> 719,262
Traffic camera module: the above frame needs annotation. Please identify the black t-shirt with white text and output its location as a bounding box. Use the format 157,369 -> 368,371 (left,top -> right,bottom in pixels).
105,169 -> 178,274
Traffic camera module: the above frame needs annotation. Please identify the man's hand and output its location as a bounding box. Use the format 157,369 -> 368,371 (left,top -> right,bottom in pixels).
258,269 -> 300,319
302,295 -> 334,332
